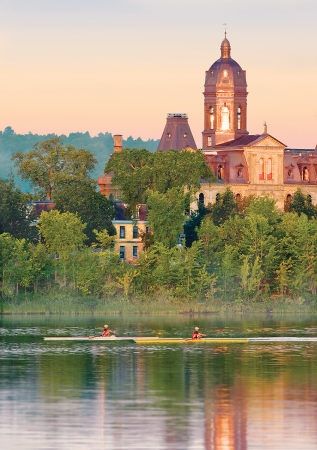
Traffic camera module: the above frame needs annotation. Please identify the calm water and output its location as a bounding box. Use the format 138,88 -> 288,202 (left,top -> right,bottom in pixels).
1,314 -> 317,450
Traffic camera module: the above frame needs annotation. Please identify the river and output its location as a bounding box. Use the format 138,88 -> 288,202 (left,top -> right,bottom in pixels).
1,314 -> 317,449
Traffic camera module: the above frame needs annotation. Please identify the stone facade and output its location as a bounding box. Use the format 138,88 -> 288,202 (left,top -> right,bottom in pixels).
198,36 -> 317,210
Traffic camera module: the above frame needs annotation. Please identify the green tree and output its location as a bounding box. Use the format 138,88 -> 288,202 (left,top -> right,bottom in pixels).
54,180 -> 115,243
13,138 -> 96,199
0,179 -> 35,240
245,196 -> 281,225
105,149 -> 153,210
211,188 -> 237,225
105,149 -> 212,210
147,188 -> 186,248
289,190 -> 317,218
38,210 -> 86,286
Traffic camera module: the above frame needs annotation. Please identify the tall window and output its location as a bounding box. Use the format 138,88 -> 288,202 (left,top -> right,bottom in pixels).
210,106 -> 214,129
267,158 -> 272,180
207,136 -> 212,147
132,246 -> 138,258
217,165 -> 224,180
198,193 -> 205,206
119,226 -> 125,239
237,106 -> 241,130
119,246 -> 125,260
133,226 -> 138,239
259,158 -> 264,180
221,104 -> 230,131
302,167 -> 309,181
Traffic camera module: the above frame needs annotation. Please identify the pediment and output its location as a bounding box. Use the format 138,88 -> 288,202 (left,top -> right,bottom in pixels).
251,134 -> 286,148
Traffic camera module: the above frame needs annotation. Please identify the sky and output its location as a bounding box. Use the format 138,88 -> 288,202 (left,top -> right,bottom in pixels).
0,0 -> 316,148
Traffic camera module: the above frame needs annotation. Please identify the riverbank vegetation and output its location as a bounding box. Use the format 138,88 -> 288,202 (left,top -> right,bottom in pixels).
1,143 -> 317,313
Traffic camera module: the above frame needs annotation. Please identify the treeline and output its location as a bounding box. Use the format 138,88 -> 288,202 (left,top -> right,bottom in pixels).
0,126 -> 158,190
1,188 -> 317,301
2,142 -> 317,303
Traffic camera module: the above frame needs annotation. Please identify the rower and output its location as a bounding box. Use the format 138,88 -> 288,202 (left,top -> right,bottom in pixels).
101,324 -> 114,337
192,326 -> 206,340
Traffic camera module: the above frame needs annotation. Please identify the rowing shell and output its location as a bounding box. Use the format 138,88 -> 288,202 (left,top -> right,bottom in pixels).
44,336 -> 317,343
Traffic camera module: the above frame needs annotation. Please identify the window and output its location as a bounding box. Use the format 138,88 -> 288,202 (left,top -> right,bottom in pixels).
132,246 -> 138,258
119,246 -> 125,260
237,167 -> 243,178
259,158 -> 264,180
221,104 -> 230,131
167,132 -> 171,138
210,106 -> 214,129
119,226 -> 125,239
207,136 -> 212,147
302,166 -> 309,181
198,193 -> 205,206
267,158 -> 272,180
237,106 -> 241,130
133,225 -> 139,239
217,165 -> 224,180
183,132 -> 187,138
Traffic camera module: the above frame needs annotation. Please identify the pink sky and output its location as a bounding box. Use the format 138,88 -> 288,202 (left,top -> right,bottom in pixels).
0,0 -> 316,148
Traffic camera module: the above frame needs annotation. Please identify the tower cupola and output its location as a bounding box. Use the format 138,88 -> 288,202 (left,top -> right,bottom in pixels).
220,35 -> 231,58
202,35 -> 248,148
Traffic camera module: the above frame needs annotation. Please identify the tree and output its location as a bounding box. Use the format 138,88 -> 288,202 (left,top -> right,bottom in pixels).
13,138 -> 96,199
289,190 -> 317,218
105,149 -> 153,210
54,180 -> 115,243
147,188 -> 186,248
0,179 -> 35,240
38,210 -> 87,285
245,196 -> 281,225
105,149 -> 212,211
211,188 -> 237,225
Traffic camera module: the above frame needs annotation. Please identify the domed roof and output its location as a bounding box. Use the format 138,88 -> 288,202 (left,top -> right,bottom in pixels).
205,36 -> 247,89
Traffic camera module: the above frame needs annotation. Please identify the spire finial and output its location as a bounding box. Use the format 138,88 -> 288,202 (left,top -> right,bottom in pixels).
263,121 -> 268,134
220,25 -> 231,58
223,23 -> 227,39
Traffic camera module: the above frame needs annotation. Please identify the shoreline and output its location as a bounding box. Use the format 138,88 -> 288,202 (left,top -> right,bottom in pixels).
1,293 -> 317,316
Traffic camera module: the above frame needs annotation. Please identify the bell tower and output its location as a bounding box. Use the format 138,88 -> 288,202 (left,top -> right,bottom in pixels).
202,35 -> 248,148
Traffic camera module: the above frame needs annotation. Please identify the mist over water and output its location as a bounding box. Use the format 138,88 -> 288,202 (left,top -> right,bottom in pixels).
1,314 -> 317,449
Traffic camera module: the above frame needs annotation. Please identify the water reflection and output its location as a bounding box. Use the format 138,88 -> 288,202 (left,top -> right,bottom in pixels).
1,315 -> 317,449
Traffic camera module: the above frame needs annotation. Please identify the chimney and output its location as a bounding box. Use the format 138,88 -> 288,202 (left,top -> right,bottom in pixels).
113,134 -> 123,153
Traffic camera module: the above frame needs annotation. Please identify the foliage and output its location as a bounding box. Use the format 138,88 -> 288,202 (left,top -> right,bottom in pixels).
147,188 -> 186,248
211,188 -> 237,225
54,180 -> 115,243
105,149 -> 212,211
0,127 -> 158,191
13,138 -> 96,199
288,190 -> 317,218
0,178 -> 36,240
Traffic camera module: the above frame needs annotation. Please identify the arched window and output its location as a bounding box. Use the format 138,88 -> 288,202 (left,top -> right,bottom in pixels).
302,166 -> 309,181
285,194 -> 292,212
237,167 -> 243,178
259,158 -> 265,180
217,165 -> 224,180
267,158 -> 272,180
221,104 -> 230,131
198,193 -> 205,206
235,193 -> 241,202
210,106 -> 215,129
237,106 -> 241,130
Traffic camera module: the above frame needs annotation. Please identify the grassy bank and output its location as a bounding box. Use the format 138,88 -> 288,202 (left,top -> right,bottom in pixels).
1,290 -> 317,316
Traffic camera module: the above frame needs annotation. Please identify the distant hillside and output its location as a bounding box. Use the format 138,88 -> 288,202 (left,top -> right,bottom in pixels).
0,126 -> 159,191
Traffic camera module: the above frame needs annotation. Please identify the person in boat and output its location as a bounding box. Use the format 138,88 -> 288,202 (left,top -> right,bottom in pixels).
101,324 -> 115,337
192,326 -> 206,340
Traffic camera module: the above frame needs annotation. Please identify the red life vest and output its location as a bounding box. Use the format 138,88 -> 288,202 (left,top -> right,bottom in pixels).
102,329 -> 112,337
192,331 -> 203,340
